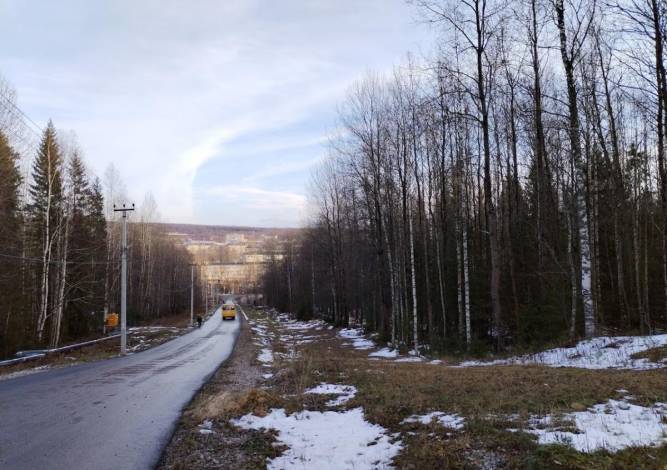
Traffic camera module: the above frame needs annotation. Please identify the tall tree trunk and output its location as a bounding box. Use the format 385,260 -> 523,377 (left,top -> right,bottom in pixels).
474,4 -> 503,347
51,212 -> 69,349
555,0 -> 595,337
408,201 -> 419,353
37,148 -> 55,343
568,205 -> 578,339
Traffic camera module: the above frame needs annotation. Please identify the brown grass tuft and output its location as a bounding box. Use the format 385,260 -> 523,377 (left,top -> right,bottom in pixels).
188,388 -> 280,422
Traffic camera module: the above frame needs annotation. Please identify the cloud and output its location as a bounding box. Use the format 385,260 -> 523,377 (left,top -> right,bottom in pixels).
0,0 -> 433,226
239,156 -> 324,186
200,185 -> 306,227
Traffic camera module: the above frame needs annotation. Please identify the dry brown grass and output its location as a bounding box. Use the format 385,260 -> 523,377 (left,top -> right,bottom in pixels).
188,389 -> 281,422
631,345 -> 667,364
242,308 -> 667,469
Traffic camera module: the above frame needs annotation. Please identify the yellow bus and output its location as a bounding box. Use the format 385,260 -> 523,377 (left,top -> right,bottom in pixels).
222,303 -> 236,321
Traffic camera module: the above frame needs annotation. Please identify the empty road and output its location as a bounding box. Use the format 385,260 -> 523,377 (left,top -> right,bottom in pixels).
0,306 -> 240,470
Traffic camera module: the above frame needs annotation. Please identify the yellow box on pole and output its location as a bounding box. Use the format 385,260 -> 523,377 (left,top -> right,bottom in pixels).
105,313 -> 119,328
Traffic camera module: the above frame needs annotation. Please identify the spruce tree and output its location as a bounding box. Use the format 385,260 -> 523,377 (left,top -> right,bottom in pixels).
63,151 -> 89,339
28,121 -> 64,343
0,129 -> 21,252
0,129 -> 23,357
87,177 -> 107,326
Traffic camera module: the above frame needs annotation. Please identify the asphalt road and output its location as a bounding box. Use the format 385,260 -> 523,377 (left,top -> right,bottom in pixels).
0,305 -> 241,470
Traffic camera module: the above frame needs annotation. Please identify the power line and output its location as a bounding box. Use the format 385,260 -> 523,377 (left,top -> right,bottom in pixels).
0,92 -> 43,137
0,251 -> 113,266
3,125 -> 38,153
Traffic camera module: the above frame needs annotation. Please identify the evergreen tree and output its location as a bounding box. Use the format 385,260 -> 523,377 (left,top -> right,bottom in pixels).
28,121 -> 64,343
0,129 -> 21,254
63,151 -> 89,339
0,129 -> 24,356
65,166 -> 108,339
87,177 -> 107,314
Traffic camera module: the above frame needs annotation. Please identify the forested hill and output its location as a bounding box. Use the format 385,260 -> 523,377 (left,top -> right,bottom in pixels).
160,223 -> 300,241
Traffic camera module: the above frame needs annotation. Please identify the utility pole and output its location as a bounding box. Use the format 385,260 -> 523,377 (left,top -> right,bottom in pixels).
206,281 -> 210,314
190,264 -> 195,326
114,203 -> 134,355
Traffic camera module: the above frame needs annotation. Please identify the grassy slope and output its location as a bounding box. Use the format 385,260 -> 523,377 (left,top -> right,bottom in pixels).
237,308 -> 667,469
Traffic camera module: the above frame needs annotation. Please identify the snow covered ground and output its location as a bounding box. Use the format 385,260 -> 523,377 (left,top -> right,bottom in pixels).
198,419 -> 215,435
394,356 -> 424,363
339,329 -> 428,363
460,334 -> 667,370
305,383 -> 357,406
257,348 -> 273,365
236,310 -> 667,467
402,411 -> 465,430
280,318 -> 328,331
232,408 -> 402,470
518,397 -> 667,452
369,348 -> 399,358
338,328 -> 375,350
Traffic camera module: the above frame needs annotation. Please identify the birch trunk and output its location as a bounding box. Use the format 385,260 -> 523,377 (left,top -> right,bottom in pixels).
37,147 -> 54,343
556,0 -> 595,337
567,187 -> 578,339
51,212 -> 69,349
462,213 -> 471,348
408,202 -> 418,353
383,211 -> 397,346
430,200 -> 447,340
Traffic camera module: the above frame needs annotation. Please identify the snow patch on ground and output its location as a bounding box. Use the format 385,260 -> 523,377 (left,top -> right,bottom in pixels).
519,398 -> 667,452
394,356 -> 424,363
366,347 -> 428,363
231,407 -> 402,470
369,348 -> 399,358
338,328 -> 375,350
280,334 -> 321,345
402,411 -> 465,430
251,325 -> 270,338
258,348 -> 273,365
282,319 -> 328,331
0,365 -> 51,381
460,334 -> 667,370
198,419 -> 215,435
129,326 -> 179,332
305,383 -> 358,406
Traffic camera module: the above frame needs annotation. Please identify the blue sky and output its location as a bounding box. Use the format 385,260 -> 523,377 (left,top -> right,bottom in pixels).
0,0 -> 434,227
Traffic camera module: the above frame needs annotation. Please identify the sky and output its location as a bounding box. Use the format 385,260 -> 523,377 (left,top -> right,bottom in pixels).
0,0 -> 434,227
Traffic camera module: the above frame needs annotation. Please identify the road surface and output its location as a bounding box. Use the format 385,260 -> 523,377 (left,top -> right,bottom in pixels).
0,306 -> 240,470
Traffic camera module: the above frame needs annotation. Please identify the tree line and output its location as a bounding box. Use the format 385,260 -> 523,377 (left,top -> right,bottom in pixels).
0,77 -> 202,359
262,0 -> 667,353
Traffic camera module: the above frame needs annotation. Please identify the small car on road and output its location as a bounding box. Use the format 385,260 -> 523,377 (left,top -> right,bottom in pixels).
221,303 -> 236,321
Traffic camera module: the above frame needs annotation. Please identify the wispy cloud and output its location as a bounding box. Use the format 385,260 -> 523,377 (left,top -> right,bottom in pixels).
0,0 -> 433,226
200,185 -> 306,227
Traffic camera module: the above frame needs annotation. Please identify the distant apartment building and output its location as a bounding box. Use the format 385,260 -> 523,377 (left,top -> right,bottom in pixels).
225,243 -> 247,262
243,252 -> 284,263
176,228 -> 290,293
203,262 -> 265,293
225,232 -> 246,244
